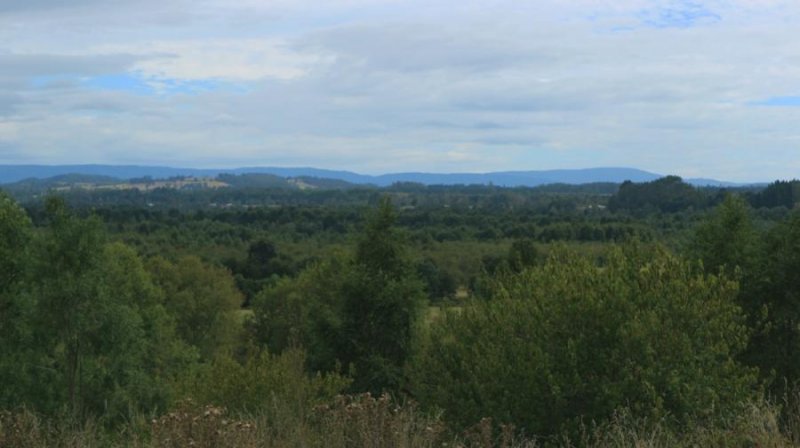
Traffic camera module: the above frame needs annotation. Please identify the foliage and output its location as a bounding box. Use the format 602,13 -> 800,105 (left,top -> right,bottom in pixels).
250,198 -> 426,394
334,263 -> 426,393
415,257 -> 457,302
690,194 -> 757,278
747,179 -> 800,209
30,199 -> 138,416
609,176 -> 708,213
0,198 -> 191,419
746,210 -> 800,392
147,255 -> 244,360
315,197 -> 425,393
0,191 -> 31,291
98,243 -> 197,414
411,246 -> 757,437
691,199 -> 800,393
249,255 -> 349,370
0,192 -> 34,409
507,238 -> 539,272
226,239 -> 296,305
178,348 -> 350,417
7,180 -> 800,445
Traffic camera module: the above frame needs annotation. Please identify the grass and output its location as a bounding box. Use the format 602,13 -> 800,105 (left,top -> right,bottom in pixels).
5,393 -> 800,447
236,308 -> 255,325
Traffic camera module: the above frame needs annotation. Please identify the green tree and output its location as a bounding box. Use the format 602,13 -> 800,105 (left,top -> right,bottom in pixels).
338,197 -> 426,393
251,198 -> 425,393
0,192 -> 34,408
356,197 -> 405,276
97,243 -> 196,416
249,255 -> 349,370
411,246 -> 757,437
415,258 -> 457,302
28,198 -> 185,419
148,255 -> 244,360
32,198 -> 110,416
179,348 -> 350,416
693,199 -> 800,393
507,238 -> 539,272
609,176 -> 706,213
691,194 -> 757,278
0,191 -> 31,293
747,211 -> 800,392
748,179 -> 800,209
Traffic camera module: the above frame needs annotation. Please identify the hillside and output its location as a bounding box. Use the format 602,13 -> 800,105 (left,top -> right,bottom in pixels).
0,164 -> 745,187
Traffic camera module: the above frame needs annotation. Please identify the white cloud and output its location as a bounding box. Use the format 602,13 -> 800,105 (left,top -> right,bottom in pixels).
0,122 -> 19,141
118,39 -> 324,82
2,0 -> 800,181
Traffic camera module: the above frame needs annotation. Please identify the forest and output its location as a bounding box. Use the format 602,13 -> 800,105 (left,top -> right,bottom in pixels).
2,175 -> 800,447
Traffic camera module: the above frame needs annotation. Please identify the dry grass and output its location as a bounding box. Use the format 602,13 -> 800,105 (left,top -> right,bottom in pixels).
54,177 -> 228,193
5,394 -> 800,448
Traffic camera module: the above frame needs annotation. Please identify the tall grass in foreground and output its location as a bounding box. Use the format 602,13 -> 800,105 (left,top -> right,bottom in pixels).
4,393 -> 800,447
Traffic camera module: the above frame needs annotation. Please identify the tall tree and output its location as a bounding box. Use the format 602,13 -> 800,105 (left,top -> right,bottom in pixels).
250,197 -> 426,393
748,211 -> 800,392
0,192 -> 34,408
355,197 -> 405,276
339,197 -> 426,393
27,198 -> 187,419
691,194 -> 757,278
32,197 -> 109,415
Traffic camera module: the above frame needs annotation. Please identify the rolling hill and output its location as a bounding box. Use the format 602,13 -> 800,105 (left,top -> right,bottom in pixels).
0,165 -> 736,187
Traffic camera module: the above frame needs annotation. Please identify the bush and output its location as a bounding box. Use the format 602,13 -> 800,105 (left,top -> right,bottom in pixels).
411,246 -> 758,438
177,348 -> 350,419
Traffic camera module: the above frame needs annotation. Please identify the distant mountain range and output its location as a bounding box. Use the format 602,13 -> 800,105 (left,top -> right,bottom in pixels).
0,165 -> 747,188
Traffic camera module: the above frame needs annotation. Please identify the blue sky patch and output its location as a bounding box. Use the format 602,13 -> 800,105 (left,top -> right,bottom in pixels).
638,1 -> 721,29
753,96 -> 800,107
82,74 -> 154,94
80,73 -> 249,96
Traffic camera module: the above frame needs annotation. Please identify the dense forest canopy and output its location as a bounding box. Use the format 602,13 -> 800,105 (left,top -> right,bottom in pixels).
2,175 -> 800,446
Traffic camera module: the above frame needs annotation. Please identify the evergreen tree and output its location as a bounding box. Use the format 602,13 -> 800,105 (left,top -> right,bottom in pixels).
250,197 -> 425,393
691,194 -> 757,278
748,211 -> 800,392
339,197 -> 426,393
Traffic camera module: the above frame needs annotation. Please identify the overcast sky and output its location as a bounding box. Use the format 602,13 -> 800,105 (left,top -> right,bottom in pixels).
1,0 -> 799,181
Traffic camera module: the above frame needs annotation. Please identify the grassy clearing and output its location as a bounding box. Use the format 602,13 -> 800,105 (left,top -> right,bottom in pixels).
236,309 -> 255,325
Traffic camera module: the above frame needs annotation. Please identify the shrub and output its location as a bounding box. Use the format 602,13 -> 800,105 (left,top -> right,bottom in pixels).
177,348 -> 350,419
411,246 -> 758,438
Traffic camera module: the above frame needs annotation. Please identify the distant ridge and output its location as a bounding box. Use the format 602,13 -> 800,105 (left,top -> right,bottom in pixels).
0,164 -> 745,187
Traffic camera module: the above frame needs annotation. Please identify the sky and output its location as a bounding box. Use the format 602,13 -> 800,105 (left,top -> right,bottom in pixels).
1,0 -> 800,181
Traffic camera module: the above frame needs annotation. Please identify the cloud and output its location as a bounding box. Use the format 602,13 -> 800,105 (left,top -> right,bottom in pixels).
0,93 -> 23,117
0,52 -> 141,78
119,39 -> 322,82
0,0 -> 108,13
2,0 -> 800,181
298,23 -> 554,74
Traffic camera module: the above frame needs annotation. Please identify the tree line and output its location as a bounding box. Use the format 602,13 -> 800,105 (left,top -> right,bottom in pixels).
4,185 -> 800,444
